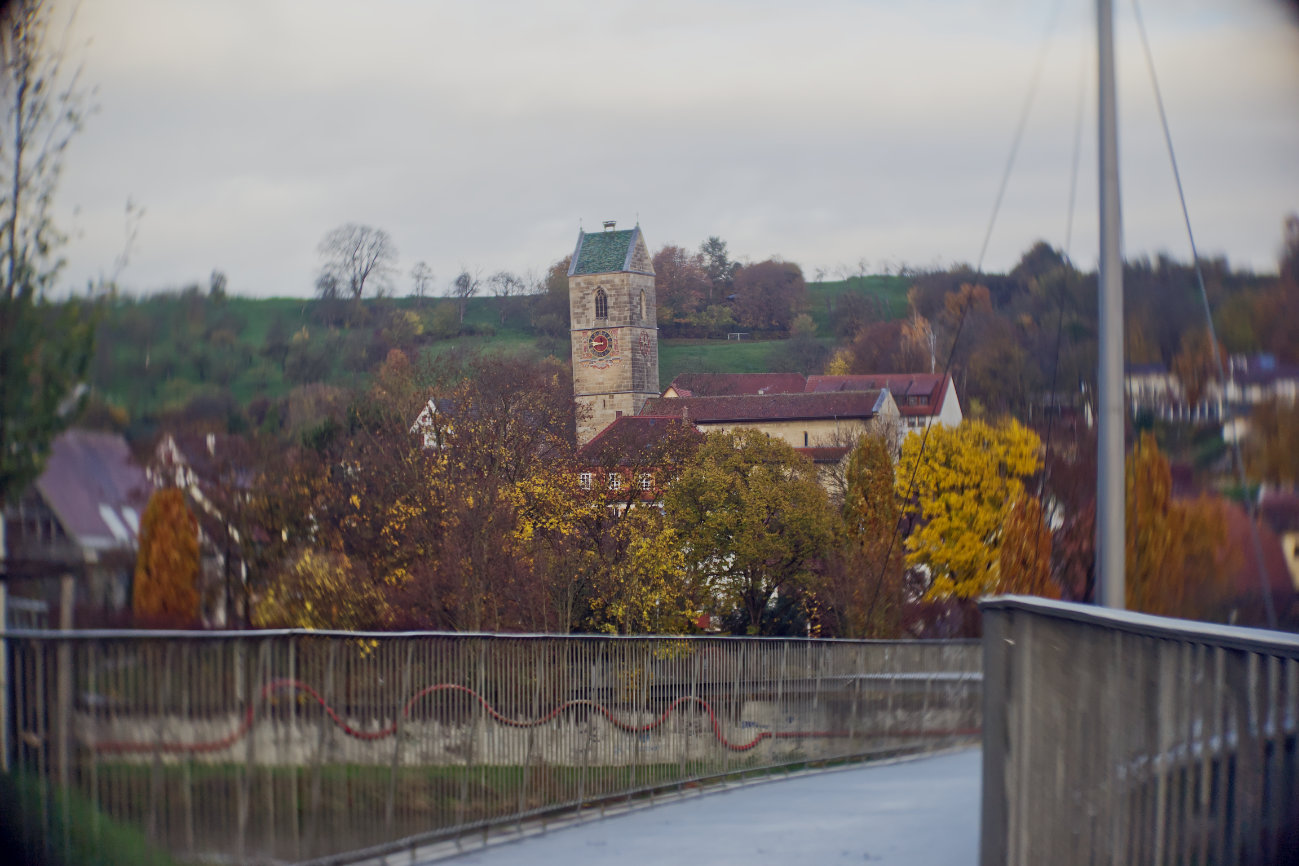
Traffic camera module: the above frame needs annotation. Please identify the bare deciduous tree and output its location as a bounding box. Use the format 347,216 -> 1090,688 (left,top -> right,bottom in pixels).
316,223 -> 396,301
487,270 -> 525,325
487,270 -> 524,299
451,268 -> 479,324
0,0 -> 95,512
410,261 -> 433,300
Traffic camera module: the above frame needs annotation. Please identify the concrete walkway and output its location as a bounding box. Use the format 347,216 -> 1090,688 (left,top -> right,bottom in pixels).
443,748 -> 981,866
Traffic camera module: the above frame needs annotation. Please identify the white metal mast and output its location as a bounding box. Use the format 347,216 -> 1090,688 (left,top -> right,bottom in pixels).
1096,0 -> 1125,608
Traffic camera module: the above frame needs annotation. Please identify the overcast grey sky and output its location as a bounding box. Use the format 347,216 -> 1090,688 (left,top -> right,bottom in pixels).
47,0 -> 1299,298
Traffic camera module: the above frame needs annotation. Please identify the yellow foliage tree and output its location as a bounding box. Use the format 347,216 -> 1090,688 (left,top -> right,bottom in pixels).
586,507 -> 694,635
824,348 -> 853,376
252,548 -> 388,630
133,488 -> 200,626
665,429 -> 837,634
895,419 -> 1041,600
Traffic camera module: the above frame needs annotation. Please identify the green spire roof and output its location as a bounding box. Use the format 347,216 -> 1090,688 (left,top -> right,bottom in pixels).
570,228 -> 638,276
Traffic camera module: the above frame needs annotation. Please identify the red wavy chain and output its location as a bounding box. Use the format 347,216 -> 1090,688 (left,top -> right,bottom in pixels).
91,679 -> 857,755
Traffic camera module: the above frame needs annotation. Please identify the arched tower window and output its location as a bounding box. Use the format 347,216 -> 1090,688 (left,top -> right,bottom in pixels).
639,290 -> 646,321
594,288 -> 608,320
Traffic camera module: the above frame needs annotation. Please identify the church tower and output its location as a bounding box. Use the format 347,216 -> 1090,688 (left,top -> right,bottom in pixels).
569,222 -> 658,445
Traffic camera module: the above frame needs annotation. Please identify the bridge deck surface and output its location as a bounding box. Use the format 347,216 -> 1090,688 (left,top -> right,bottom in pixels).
437,747 -> 980,865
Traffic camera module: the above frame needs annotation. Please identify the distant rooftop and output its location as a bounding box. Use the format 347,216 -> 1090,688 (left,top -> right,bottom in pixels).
665,372 -> 806,398
35,429 -> 151,552
642,391 -> 889,424
577,414 -> 701,465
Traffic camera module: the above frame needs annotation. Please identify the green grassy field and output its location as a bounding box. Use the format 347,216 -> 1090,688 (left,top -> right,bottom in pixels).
805,275 -> 911,332
89,276 -> 905,426
659,338 -> 781,385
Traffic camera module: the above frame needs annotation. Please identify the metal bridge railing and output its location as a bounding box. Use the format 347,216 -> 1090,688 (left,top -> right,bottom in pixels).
2,630 -> 980,865
980,596 -> 1299,866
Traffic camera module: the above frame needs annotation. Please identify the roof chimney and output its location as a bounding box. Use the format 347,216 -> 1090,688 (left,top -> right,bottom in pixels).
603,220 -> 616,232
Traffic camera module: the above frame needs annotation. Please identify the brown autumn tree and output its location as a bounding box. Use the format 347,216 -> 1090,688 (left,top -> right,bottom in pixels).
652,244 -> 710,325
133,487 -> 200,626
996,493 -> 1058,598
1244,397 -> 1299,487
827,431 -> 905,637
1249,214 -> 1299,364
731,259 -> 807,332
1170,329 -> 1226,406
843,320 -> 912,373
1126,433 -> 1235,620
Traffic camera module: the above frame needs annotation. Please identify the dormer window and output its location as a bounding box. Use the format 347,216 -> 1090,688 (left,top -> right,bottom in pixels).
595,288 -> 608,320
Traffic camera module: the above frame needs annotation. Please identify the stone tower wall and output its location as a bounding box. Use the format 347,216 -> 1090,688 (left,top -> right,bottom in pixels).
570,251 -> 659,445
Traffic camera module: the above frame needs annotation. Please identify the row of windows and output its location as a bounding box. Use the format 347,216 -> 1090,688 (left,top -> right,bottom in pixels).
593,288 -> 648,322
578,472 -> 654,491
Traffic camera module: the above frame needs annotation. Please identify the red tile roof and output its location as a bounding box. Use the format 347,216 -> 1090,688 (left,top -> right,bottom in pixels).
664,372 -> 806,398
642,391 -> 888,424
577,415 -> 701,464
804,374 -> 950,417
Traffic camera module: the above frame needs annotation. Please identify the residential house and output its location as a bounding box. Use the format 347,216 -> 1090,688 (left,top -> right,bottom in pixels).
642,389 -> 899,451
2,429 -> 150,614
149,431 -> 255,626
575,414 -> 702,502
656,371 -> 958,442
661,372 -> 806,399
410,398 -> 454,450
804,373 -> 961,435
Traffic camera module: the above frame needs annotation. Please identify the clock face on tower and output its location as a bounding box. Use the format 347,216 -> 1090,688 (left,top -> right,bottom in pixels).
588,329 -> 613,358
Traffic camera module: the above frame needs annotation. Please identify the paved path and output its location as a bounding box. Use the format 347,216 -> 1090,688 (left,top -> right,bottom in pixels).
445,748 -> 980,866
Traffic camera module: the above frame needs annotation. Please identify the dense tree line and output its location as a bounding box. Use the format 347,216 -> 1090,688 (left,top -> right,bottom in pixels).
222,350 -> 908,637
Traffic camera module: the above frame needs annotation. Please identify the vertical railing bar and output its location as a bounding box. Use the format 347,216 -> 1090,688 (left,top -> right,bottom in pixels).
180,640 -> 195,859
0,584 -> 8,774
235,637 -> 248,863
1104,629 -> 1122,866
263,639 -> 277,859
287,635 -> 299,862
1243,652 -> 1261,864
1211,646 -> 1228,866
387,640 -> 414,831
1153,640 -> 1171,865
306,639 -> 335,858
86,639 -> 101,851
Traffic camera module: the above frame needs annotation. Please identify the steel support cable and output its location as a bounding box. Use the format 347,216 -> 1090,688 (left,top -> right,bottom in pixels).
1130,0 -> 1278,629
1035,41 -> 1090,587
864,0 -> 1063,624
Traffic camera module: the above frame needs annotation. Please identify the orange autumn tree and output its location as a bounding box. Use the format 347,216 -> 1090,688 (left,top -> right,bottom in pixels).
1125,433 -> 1235,620
996,493 -> 1058,598
133,488 -> 200,626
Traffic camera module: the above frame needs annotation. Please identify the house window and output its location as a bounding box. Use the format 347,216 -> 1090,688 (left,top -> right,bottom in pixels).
595,288 -> 608,320
579,472 -> 592,490
639,473 -> 653,491
608,473 -> 623,491
639,290 -> 646,321
803,431 -> 809,447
